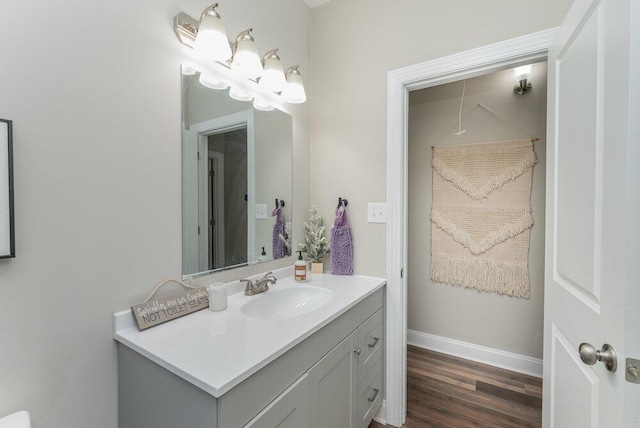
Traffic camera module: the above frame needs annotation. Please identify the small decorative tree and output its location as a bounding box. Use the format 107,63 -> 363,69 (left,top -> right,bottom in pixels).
299,205 -> 330,267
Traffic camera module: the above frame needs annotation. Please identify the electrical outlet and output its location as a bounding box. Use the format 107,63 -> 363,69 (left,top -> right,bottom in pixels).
367,203 -> 387,223
255,204 -> 268,220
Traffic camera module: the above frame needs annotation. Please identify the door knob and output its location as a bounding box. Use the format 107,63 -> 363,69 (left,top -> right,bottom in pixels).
579,343 -> 617,372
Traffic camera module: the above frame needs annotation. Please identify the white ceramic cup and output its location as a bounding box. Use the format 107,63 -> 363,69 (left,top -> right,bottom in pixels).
208,282 -> 227,312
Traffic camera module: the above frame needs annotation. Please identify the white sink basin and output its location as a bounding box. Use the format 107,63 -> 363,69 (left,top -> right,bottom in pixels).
241,286 -> 334,320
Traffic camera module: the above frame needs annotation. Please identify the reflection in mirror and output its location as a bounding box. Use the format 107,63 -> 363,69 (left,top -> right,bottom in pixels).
182,66 -> 292,278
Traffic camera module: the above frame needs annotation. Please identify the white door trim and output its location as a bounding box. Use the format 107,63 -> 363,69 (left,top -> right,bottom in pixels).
208,150 -> 225,269
385,28 -> 557,427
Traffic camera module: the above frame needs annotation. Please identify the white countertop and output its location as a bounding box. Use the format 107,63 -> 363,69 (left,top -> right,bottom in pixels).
113,272 -> 385,397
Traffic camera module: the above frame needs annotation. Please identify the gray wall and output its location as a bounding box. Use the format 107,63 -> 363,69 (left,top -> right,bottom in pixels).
407,63 -> 547,358
0,1 -> 310,427
309,0 -> 571,277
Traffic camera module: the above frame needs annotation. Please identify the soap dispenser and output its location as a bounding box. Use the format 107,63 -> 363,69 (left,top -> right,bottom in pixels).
258,246 -> 268,262
295,251 -> 307,282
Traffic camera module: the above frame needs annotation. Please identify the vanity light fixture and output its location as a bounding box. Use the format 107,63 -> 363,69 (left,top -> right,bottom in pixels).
199,73 -> 228,90
253,96 -> 275,112
513,64 -> 533,95
282,66 -> 307,104
229,84 -> 254,102
258,49 -> 287,93
181,65 -> 198,76
231,29 -> 263,79
173,4 -> 306,105
192,4 -> 232,61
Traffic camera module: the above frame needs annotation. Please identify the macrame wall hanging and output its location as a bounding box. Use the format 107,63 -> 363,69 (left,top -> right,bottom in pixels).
430,139 -> 536,298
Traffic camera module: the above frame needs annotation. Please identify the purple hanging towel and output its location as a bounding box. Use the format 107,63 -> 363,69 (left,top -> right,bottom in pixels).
331,202 -> 354,275
272,201 -> 286,260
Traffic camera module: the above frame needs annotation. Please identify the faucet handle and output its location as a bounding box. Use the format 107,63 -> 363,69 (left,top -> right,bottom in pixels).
261,272 -> 273,279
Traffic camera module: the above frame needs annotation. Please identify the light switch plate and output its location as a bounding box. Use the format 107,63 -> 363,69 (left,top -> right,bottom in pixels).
368,203 -> 387,223
255,204 -> 268,220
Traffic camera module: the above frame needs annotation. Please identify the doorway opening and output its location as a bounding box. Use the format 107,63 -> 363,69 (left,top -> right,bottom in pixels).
206,127 -> 248,270
403,63 -> 547,426
183,109 -> 255,277
384,29 -> 556,427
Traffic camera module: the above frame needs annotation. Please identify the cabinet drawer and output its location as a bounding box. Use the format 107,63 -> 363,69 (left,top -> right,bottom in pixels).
357,358 -> 383,428
357,308 -> 383,382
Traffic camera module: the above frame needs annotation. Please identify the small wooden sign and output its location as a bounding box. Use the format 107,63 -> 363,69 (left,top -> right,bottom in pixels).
131,286 -> 209,331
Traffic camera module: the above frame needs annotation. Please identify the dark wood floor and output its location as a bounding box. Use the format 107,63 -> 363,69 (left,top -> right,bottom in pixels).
369,345 -> 542,428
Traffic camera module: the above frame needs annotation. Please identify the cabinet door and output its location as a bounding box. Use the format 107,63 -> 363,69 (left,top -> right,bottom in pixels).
244,374 -> 309,428
308,331 -> 358,428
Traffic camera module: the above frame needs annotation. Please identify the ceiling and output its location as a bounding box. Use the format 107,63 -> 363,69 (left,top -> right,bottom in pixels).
303,0 -> 332,8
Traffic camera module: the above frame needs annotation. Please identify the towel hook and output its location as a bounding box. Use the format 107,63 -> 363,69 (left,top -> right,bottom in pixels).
337,197 -> 348,209
275,198 -> 285,208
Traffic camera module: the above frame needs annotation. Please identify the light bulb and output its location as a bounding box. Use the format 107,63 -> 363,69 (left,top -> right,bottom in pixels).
193,4 -> 232,62
199,73 -> 228,90
282,66 -> 306,104
231,29 -> 263,79
229,85 -> 253,102
259,49 -> 287,93
253,96 -> 274,111
514,64 -> 532,80
181,65 -> 198,76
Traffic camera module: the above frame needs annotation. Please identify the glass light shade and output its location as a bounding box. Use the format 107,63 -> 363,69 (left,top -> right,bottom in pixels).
514,64 -> 532,80
253,96 -> 274,111
193,9 -> 232,62
181,65 -> 198,76
282,68 -> 306,104
229,85 -> 253,102
199,73 -> 228,90
259,54 -> 287,93
231,38 -> 263,79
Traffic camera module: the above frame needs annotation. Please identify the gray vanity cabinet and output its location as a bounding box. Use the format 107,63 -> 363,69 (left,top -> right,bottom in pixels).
305,308 -> 384,428
307,331 -> 358,428
244,374 -> 310,428
356,309 -> 384,428
254,309 -> 384,428
118,288 -> 384,428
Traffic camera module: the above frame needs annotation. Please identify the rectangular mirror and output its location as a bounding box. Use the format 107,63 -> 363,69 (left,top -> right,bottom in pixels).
182,67 -> 293,278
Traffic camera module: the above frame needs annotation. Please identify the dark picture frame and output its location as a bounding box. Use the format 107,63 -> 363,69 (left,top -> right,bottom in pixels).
0,118 -> 15,258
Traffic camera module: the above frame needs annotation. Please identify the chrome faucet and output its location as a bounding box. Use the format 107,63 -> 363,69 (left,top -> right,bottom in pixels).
241,272 -> 277,296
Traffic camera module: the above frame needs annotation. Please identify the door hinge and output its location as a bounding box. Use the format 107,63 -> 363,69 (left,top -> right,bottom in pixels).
197,226 -> 200,235
401,268 -> 404,278
197,151 -> 200,161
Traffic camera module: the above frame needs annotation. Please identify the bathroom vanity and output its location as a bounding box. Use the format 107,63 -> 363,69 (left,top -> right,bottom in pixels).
113,273 -> 385,428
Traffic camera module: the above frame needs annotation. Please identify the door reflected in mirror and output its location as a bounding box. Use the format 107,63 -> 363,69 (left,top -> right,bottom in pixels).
182,67 -> 292,277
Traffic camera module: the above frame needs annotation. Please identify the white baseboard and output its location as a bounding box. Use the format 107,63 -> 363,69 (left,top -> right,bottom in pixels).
373,399 -> 387,425
407,329 -> 543,378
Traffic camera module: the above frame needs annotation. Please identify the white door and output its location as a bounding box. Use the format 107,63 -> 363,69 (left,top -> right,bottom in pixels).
543,0 -> 636,426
